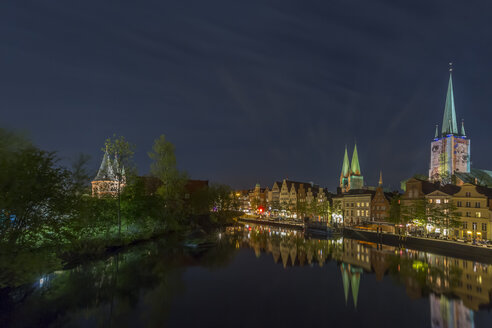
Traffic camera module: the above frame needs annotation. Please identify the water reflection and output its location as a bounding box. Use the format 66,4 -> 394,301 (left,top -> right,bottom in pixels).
1,225 -> 491,327
228,224 -> 492,321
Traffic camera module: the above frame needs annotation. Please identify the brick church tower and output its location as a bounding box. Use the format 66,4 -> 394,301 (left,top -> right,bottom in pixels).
429,65 -> 471,183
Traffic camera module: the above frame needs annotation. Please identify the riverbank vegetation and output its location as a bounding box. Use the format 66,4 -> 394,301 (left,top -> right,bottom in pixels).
0,127 -> 240,287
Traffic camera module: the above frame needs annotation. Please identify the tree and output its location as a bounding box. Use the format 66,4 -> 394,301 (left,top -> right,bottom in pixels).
401,198 -> 428,230
70,153 -> 92,196
104,135 -> 136,240
0,146 -> 72,247
148,135 -> 188,218
388,195 -> 401,224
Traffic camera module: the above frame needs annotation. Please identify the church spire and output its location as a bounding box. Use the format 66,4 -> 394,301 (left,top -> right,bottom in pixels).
441,63 -> 458,135
351,143 -> 361,175
378,170 -> 383,186
434,124 -> 439,138
461,119 -> 466,137
341,146 -> 350,177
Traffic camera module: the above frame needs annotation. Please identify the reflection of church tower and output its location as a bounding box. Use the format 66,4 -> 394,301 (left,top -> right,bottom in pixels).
340,263 -> 363,308
339,144 -> 364,192
429,64 -> 471,182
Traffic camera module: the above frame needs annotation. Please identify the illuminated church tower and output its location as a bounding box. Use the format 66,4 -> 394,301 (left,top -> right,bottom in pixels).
339,143 -> 364,192
429,65 -> 471,183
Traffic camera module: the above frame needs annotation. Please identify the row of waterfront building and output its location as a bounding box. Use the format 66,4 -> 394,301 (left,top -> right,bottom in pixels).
239,67 -> 492,241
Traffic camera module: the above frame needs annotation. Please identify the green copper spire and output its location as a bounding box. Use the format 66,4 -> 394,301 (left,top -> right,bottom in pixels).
441,66 -> 458,135
461,119 -> 466,136
341,146 -> 350,177
434,124 -> 439,138
351,144 -> 361,175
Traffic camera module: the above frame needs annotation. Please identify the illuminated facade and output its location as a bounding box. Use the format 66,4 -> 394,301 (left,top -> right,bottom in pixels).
340,144 -> 364,192
429,68 -> 470,182
91,148 -> 126,197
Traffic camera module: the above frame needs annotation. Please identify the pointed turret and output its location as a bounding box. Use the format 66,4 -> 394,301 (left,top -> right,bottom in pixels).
378,171 -> 383,186
441,66 -> 458,135
341,146 -> 350,177
351,144 -> 361,175
461,119 -> 466,137
93,148 -> 115,181
434,124 -> 439,139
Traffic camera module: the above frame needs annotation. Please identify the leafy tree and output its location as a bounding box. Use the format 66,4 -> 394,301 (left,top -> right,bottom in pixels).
70,153 -> 92,196
148,135 -> 188,218
401,198 -> 428,228
0,146 -> 72,247
104,135 -> 136,240
388,195 -> 401,224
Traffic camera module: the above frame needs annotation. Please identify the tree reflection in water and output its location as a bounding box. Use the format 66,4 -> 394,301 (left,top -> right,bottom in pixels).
1,224 -> 491,327
0,235 -> 237,327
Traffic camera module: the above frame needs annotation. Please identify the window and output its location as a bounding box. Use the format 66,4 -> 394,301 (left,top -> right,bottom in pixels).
457,201 -> 462,207
351,203 -> 354,207
463,222 -> 468,229
357,202 -> 360,207
466,212 -> 471,217
466,202 -> 471,207
476,212 -> 482,218
436,199 -> 441,204
351,210 -> 353,216
356,210 -> 360,216
475,202 -> 480,208
444,199 -> 449,204
429,199 -> 433,204
466,192 -> 471,197
366,202 -> 369,207
473,222 -> 477,231
366,210 -> 369,216
482,223 -> 487,231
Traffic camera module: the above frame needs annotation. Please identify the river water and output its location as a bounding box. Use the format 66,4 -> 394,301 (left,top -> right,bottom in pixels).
2,223 -> 492,327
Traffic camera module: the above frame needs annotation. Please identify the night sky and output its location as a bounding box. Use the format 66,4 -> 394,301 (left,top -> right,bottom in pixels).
2,1 -> 492,190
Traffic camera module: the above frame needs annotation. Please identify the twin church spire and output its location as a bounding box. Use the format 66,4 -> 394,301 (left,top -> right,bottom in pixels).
340,143 -> 363,192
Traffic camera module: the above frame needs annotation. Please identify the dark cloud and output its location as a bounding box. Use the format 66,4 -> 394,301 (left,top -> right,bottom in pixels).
2,0 -> 492,189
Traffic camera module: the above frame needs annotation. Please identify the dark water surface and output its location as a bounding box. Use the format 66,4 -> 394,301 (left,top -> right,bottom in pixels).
2,224 -> 492,327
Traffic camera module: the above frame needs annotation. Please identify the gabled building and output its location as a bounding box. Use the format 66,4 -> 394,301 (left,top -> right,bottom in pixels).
452,183 -> 492,240
371,172 -> 398,222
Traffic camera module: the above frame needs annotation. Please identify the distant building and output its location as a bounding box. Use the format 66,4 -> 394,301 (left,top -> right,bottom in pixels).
334,189 -> 376,226
371,172 -> 398,222
339,144 -> 364,192
91,148 -> 126,197
429,67 -> 470,182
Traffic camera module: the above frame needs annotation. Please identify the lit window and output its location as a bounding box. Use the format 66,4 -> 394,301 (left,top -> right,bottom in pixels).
436,199 -> 441,204
444,199 -> 449,203
476,212 -> 482,218
357,202 -> 360,207
429,199 -> 433,203
357,210 -> 360,216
